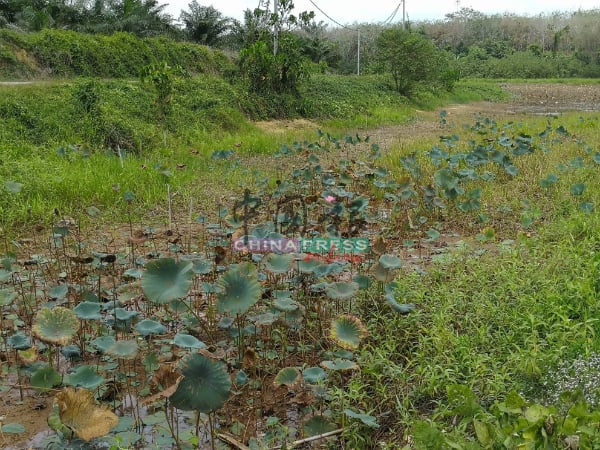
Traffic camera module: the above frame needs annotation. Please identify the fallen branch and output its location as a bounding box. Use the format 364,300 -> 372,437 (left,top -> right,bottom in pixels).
271,428 -> 344,449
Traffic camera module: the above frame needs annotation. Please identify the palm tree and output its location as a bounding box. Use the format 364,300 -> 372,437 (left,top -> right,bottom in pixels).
179,1 -> 231,47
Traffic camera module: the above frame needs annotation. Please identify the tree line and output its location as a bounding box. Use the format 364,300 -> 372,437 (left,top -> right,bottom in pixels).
2,0 -> 599,93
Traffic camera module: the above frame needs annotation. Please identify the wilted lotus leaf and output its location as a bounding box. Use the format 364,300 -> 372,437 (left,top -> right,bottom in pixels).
18,347 -> 37,364
32,306 -> 79,346
56,387 -> 118,441
263,253 -> 293,274
217,262 -> 261,316
169,353 -> 231,413
142,258 -> 194,304
274,367 -> 301,389
326,282 -> 359,301
105,339 -> 139,359
330,314 -> 367,350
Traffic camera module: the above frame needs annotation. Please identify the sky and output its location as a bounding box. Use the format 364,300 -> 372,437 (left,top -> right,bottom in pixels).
161,0 -> 600,25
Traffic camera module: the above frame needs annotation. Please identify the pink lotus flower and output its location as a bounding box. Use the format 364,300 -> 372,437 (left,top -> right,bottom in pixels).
325,195 -> 336,203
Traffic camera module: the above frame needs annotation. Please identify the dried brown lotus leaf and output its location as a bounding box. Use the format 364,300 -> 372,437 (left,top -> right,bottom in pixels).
56,387 -> 118,441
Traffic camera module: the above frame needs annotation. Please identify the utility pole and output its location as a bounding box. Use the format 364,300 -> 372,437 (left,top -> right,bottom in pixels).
402,0 -> 406,29
273,0 -> 279,56
357,30 -> 361,75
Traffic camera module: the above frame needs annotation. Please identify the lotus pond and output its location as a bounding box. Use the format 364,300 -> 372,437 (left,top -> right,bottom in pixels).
2,104 -> 600,449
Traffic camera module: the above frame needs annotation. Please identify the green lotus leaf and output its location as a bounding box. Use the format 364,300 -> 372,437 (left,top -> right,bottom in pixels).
378,254 -> 402,270
169,353 -> 231,413
65,365 -> 106,389
60,345 -> 82,360
326,282 -> 359,300
106,340 -> 139,360
49,285 -> 68,300
5,180 -> 23,194
2,422 -> 26,434
373,263 -> 395,283
571,183 -> 586,196
348,196 -> 369,214
385,292 -> 416,315
73,302 -> 102,320
90,335 -> 116,353
304,415 -> 336,437
31,366 -> 62,392
7,332 -> 31,350
135,319 -> 166,336
580,202 -> 595,213
263,253 -> 293,274
218,317 -> 235,329
32,307 -> 79,346
352,274 -> 371,290
191,258 -> 213,275
320,358 -> 359,371
0,288 -> 18,306
302,367 -> 327,384
344,409 -> 380,428
273,367 -> 301,388
298,257 -> 321,273
114,308 -> 138,322
217,263 -> 261,316
273,297 -> 298,313
173,333 -> 207,349
142,258 -> 194,304
236,370 -> 249,386
123,268 -> 144,279
330,314 -> 367,350
253,312 -> 278,326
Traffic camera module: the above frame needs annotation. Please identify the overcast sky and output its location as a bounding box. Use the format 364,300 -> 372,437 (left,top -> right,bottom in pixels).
161,0 -> 600,24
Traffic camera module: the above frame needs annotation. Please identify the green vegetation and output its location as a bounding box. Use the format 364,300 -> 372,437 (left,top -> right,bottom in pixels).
2,101 -> 600,448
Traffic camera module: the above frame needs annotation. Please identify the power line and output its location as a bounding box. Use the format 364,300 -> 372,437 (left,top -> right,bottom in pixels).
307,0 -> 358,30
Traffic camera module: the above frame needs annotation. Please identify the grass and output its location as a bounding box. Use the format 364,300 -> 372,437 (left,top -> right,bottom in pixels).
0,75 -> 506,233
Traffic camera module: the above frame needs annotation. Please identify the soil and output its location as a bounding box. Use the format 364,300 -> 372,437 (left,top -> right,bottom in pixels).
1,82 -> 600,449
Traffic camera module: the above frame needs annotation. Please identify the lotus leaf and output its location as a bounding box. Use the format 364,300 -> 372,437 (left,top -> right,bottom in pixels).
378,254 -> 402,270
263,253 -> 293,273
330,314 -> 367,350
106,339 -> 139,359
217,262 -> 261,315
173,333 -> 207,349
31,366 -> 62,392
56,387 -> 119,441
169,353 -> 231,413
142,258 -> 194,304
8,332 -> 31,350
326,282 -> 359,300
73,302 -> 102,320
302,367 -> 327,384
135,319 -> 166,336
304,416 -> 337,437
320,358 -> 359,371
274,367 -> 301,388
32,307 -> 79,346
65,365 -> 106,389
